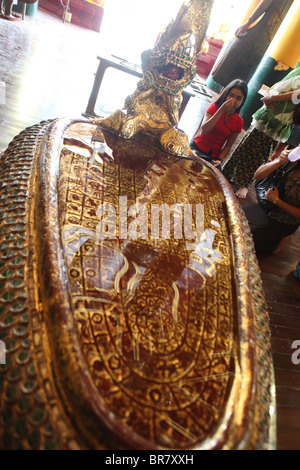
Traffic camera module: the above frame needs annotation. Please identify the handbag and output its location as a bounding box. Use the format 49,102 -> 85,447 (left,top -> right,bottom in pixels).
255,160 -> 300,214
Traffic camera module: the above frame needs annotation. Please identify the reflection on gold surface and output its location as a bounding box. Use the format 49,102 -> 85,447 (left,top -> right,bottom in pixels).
58,138 -> 235,448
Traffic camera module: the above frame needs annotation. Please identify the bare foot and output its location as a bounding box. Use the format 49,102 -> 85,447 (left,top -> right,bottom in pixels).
212,159 -> 222,167
235,187 -> 248,198
0,12 -> 22,21
273,236 -> 289,254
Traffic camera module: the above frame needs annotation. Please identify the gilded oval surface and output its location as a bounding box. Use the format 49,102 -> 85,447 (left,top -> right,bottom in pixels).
58,140 -> 235,449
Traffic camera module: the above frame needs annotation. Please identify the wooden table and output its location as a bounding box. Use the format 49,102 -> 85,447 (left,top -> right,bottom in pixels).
83,55 -> 196,120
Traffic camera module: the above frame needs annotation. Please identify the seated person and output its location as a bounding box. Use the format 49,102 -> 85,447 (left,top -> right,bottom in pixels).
190,79 -> 248,169
243,147 -> 300,255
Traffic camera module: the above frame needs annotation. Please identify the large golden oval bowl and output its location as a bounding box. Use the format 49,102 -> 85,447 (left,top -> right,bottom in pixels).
0,118 -> 275,450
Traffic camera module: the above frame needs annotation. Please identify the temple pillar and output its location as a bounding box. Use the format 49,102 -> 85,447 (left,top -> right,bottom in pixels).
206,0 -> 293,93
240,1 -> 300,128
205,1 -> 261,92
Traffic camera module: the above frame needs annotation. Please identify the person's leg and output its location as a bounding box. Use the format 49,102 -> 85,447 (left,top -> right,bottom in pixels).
1,0 -> 21,20
243,203 -> 298,255
190,145 -> 216,165
242,203 -> 274,253
189,140 -> 199,151
235,187 -> 249,198
4,0 -> 13,15
222,128 -> 277,198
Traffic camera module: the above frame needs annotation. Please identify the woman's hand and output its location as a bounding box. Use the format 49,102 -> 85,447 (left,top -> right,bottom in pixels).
261,93 -> 276,109
220,98 -> 235,113
235,23 -> 249,38
269,142 -> 287,161
254,148 -> 291,180
263,186 -> 279,203
278,148 -> 291,164
262,184 -> 300,219
212,159 -> 222,167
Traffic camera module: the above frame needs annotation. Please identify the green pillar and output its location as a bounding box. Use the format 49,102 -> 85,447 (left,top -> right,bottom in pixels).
13,1 -> 39,16
240,55 -> 292,129
205,74 -> 223,93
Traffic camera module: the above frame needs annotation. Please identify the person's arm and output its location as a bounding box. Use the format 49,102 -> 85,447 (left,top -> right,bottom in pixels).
254,149 -> 291,179
235,0 -> 273,37
269,142 -> 287,161
218,132 -> 240,161
201,99 -> 234,135
262,88 -> 300,108
193,114 -> 208,139
263,186 -> 300,219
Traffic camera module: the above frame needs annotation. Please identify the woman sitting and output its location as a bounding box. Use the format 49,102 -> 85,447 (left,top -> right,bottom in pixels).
190,79 -> 248,169
222,64 -> 300,198
243,147 -> 300,255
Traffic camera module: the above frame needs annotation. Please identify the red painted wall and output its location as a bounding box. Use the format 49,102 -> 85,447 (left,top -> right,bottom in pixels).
38,0 -> 104,33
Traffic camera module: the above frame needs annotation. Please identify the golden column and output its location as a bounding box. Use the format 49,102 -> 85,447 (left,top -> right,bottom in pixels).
239,0 -> 262,25
267,0 -> 300,69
